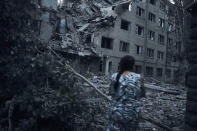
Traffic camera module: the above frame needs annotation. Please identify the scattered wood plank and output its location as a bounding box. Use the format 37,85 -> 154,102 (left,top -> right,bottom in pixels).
50,48 -> 111,101
176,95 -> 186,100
145,84 -> 180,95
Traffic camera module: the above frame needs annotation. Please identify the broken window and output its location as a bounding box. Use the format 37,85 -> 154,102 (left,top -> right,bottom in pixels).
119,41 -> 129,52
101,37 -> 113,49
160,1 -> 166,11
135,65 -> 142,74
147,48 -> 154,58
168,38 -> 173,48
60,18 -> 66,33
148,30 -> 155,41
56,18 -> 67,34
159,18 -> 165,28
136,45 -> 143,55
85,34 -> 92,43
158,34 -> 165,45
136,6 -> 145,17
166,69 -> 171,78
136,25 -> 144,36
168,23 -> 173,31
157,51 -> 164,60
122,3 -> 130,10
99,60 -> 103,72
108,61 -> 112,73
121,19 -> 130,31
146,66 -> 154,76
150,0 -> 156,5
148,12 -> 156,22
156,68 -> 163,77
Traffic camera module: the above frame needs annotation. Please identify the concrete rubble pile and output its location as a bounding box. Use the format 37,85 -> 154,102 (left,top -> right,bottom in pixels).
85,74 -> 186,131
46,0 -> 136,59
139,83 -> 186,131
47,0 -> 129,57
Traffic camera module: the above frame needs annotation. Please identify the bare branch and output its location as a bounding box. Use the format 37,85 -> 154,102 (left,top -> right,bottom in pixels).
49,48 -> 111,101
8,101 -> 14,131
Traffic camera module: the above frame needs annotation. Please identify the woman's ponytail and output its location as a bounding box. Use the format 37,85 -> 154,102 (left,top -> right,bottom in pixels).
113,55 -> 135,92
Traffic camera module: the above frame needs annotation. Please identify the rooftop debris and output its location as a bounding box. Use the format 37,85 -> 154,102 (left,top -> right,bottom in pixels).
46,0 -> 133,57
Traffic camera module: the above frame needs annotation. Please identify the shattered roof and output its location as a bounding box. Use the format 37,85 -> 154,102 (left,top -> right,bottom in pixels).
51,0 -> 133,57
59,0 -> 132,32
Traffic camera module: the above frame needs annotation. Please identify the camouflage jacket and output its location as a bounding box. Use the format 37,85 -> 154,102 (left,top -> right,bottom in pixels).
107,72 -> 142,131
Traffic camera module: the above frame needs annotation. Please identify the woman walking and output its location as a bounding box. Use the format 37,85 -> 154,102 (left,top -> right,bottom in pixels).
107,55 -> 145,131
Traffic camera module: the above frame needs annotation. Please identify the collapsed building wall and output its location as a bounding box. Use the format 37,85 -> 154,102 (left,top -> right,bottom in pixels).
38,0 -> 122,73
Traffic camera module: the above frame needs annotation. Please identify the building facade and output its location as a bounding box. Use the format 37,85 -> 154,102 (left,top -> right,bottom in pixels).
94,0 -> 183,82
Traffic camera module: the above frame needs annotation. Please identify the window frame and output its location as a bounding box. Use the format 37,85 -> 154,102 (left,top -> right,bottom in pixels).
158,34 -> 165,45
121,19 -> 130,31
148,12 -> 156,22
146,66 -> 154,76
156,68 -> 163,77
157,51 -> 164,60
136,45 -> 143,55
119,41 -> 130,52
159,1 -> 166,11
166,69 -> 171,78
148,30 -> 155,41
101,36 -> 113,50
147,48 -> 154,58
158,18 -> 165,28
136,6 -> 145,18
136,25 -> 144,36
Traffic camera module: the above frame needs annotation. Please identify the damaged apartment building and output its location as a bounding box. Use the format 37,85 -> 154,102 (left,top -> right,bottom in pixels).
93,0 -> 183,82
36,0 -> 121,73
36,0 -> 183,82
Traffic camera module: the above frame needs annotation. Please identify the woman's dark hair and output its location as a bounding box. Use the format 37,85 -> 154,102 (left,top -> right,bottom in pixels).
114,55 -> 135,91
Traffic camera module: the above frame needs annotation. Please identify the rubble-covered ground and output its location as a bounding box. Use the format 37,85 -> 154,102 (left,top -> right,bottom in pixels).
87,74 -> 187,131
139,84 -> 186,131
